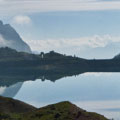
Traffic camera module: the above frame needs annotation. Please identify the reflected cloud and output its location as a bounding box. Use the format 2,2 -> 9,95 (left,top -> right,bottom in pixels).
83,72 -> 113,76
0,86 -> 6,94
0,82 -> 23,98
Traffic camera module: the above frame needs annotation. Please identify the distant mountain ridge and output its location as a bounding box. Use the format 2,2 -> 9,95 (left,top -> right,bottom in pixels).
0,20 -> 31,53
0,47 -> 39,61
0,47 -> 82,61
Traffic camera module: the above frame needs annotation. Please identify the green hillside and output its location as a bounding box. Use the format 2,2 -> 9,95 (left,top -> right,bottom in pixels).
0,96 -> 108,120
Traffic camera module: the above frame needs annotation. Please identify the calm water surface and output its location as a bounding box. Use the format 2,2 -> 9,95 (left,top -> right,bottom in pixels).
1,72 -> 120,120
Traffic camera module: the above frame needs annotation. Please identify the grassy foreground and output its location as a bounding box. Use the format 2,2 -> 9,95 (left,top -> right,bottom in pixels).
0,96 -> 108,120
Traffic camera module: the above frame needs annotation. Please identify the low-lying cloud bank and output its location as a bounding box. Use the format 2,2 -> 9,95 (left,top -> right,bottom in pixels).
23,34 -> 120,59
25,34 -> 120,52
1,33 -> 120,58
0,34 -> 11,47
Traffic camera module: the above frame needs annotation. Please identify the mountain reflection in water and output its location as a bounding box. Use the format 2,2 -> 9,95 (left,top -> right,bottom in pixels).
1,72 -> 120,119
0,71 -> 82,98
0,82 -> 23,98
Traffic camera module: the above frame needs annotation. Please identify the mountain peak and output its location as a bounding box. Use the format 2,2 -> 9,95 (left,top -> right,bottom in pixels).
0,20 -> 31,53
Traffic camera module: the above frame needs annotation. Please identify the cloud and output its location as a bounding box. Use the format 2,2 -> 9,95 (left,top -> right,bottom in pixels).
12,15 -> 31,25
0,0 -> 120,16
0,86 -> 6,95
24,34 -> 120,53
0,34 -> 11,47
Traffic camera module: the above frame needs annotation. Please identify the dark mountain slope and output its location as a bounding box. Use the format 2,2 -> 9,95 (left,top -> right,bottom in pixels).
0,20 -> 31,53
0,47 -> 39,61
0,96 -> 36,114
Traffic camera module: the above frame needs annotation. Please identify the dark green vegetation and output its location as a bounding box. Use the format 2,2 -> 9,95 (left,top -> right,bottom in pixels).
0,96 -> 108,120
0,47 -> 120,72
0,96 -> 36,114
0,47 -> 120,87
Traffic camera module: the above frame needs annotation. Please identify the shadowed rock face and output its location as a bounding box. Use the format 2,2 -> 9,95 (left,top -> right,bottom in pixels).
0,20 -> 31,53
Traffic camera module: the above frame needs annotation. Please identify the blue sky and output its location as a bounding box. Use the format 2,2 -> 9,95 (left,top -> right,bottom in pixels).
15,10 -> 120,39
1,0 -> 120,58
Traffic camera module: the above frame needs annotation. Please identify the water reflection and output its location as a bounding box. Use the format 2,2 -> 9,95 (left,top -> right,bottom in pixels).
0,82 -> 23,98
0,72 -> 120,119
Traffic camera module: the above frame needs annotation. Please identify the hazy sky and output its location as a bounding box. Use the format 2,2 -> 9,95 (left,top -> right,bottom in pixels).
1,0 -> 120,58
